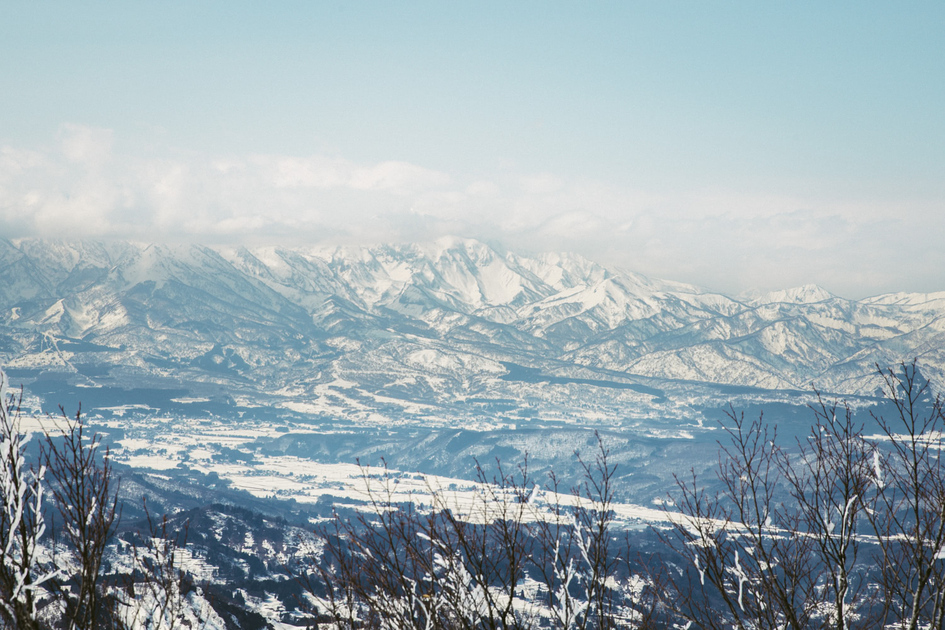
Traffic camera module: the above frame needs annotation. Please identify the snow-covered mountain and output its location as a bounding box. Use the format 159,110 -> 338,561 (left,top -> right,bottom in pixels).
1,237 -> 943,423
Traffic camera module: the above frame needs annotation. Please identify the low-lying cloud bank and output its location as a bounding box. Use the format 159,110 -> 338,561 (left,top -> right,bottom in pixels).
1,124 -> 941,298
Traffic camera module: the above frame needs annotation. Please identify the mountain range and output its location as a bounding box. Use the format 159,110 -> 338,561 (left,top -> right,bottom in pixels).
1,236 -> 943,424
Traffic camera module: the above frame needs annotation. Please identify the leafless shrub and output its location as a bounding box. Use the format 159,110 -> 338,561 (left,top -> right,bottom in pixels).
41,406 -> 120,630
0,377 -> 56,630
304,433 -> 661,629
663,361 -> 945,630
664,409 -> 813,630
867,361 -> 945,630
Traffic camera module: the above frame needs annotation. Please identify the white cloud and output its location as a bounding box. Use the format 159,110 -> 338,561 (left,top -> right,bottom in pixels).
519,173 -> 563,195
250,155 -> 450,193
58,123 -> 113,166
0,125 -> 942,298
348,160 -> 451,193
536,211 -> 605,237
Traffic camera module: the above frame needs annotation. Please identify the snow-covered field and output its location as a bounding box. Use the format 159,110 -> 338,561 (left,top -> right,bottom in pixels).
101,415 -> 675,529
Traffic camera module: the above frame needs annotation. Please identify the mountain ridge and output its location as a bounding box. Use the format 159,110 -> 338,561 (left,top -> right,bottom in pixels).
1,237 -> 942,424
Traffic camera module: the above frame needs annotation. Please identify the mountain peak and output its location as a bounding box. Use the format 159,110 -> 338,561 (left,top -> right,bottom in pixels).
424,236 -> 502,261
744,284 -> 835,305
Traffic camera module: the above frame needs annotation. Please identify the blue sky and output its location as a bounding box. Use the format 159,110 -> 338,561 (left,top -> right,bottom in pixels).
1,2 -> 943,297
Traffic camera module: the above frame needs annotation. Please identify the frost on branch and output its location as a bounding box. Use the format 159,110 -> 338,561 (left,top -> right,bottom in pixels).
0,373 -> 57,629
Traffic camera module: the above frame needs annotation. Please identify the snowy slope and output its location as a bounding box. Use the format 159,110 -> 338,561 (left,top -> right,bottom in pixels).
0,237 -> 943,422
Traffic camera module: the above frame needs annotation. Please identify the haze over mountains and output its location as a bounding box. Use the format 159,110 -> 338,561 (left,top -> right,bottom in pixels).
1,237 -> 943,424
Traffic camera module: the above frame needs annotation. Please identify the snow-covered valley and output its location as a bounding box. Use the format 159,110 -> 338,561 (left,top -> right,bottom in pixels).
2,237 -> 943,628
